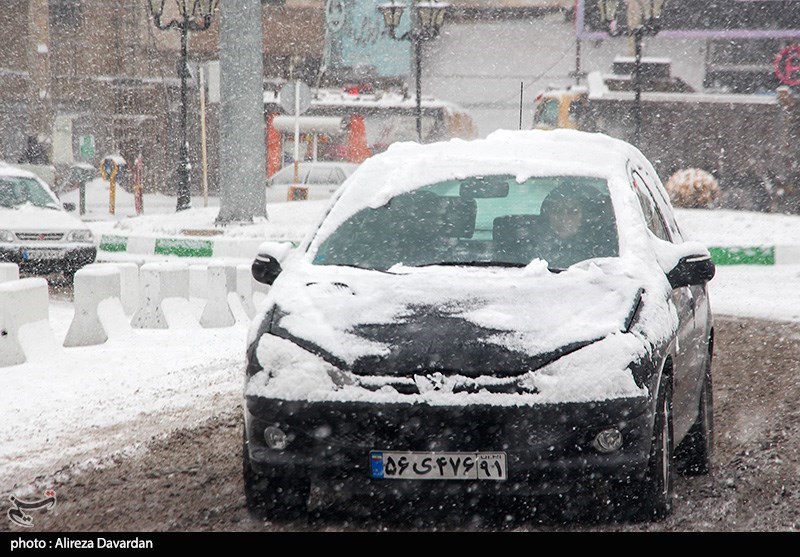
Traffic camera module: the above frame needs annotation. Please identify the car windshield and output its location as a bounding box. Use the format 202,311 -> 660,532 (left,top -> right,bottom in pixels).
0,176 -> 60,209
312,175 -> 619,271
270,166 -> 308,185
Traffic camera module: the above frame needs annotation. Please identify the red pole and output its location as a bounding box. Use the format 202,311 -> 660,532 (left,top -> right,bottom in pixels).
134,155 -> 144,215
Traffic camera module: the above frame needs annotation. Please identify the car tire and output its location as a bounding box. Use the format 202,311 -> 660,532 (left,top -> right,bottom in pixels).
616,375 -> 674,522
676,357 -> 714,476
242,430 -> 309,520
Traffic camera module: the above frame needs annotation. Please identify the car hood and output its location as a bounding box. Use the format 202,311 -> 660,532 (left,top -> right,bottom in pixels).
266,260 -> 652,377
0,205 -> 88,231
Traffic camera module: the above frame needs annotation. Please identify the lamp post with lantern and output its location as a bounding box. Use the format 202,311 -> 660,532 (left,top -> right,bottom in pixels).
377,1 -> 448,143
146,0 -> 218,212
596,0 -> 665,146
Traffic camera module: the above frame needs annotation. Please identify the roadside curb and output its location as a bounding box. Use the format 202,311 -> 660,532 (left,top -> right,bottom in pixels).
98,234 -> 799,266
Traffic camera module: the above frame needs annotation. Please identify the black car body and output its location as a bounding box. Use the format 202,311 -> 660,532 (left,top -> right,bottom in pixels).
243,129 -> 715,521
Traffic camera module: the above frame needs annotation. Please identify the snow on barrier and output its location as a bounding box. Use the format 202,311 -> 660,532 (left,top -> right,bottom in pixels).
90,262 -> 140,315
131,262 -> 196,329
63,266 -> 130,347
0,278 -> 58,367
236,263 -> 257,319
200,262 -> 236,328
0,263 -> 19,283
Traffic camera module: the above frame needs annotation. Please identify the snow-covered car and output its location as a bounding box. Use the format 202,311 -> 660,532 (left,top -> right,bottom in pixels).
242,129 -> 715,522
0,163 -> 96,278
265,161 -> 359,203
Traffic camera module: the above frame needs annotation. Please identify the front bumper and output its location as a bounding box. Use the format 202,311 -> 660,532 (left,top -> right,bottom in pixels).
244,395 -> 653,498
0,244 -> 97,274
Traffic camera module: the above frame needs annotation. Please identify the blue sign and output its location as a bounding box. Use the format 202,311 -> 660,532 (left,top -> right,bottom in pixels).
324,0 -> 412,80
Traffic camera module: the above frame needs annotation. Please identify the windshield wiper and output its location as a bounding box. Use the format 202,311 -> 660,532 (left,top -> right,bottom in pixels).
415,261 -> 527,268
330,263 -> 400,275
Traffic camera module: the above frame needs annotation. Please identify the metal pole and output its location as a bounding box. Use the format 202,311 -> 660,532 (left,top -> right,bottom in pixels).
199,66 -> 209,208
633,27 -> 643,146
176,21 -> 191,211
293,80 -> 300,183
415,33 -> 422,143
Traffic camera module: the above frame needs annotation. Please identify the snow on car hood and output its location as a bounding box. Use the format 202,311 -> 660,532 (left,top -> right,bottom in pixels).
0,204 -> 89,231
247,257 -> 675,405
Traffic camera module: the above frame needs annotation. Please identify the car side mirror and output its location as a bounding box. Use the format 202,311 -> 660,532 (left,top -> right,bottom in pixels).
252,253 -> 282,285
667,254 -> 715,289
63,202 -> 76,212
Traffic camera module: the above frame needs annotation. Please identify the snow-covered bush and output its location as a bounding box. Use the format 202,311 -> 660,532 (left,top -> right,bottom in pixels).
664,168 -> 721,209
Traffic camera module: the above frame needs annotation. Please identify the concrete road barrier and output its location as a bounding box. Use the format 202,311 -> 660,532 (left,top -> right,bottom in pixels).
131,262 -> 192,329
236,263 -> 257,319
91,262 -> 140,315
0,278 -> 54,367
0,263 -> 19,283
200,262 -> 236,328
64,266 -> 129,347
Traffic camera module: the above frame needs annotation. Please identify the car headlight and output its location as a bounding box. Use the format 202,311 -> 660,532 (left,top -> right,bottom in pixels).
245,334 -> 343,398
65,230 -> 94,243
0,230 -> 14,243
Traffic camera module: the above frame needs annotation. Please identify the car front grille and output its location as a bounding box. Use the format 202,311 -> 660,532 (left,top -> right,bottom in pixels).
15,232 -> 64,241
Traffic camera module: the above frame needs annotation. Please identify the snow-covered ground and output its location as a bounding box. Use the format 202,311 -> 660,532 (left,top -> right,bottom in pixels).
2,184 -> 800,492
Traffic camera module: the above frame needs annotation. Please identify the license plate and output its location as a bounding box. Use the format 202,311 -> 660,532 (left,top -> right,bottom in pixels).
23,249 -> 64,261
370,451 -> 507,481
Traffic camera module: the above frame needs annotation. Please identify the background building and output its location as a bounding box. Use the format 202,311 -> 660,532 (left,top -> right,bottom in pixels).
0,1 -> 789,198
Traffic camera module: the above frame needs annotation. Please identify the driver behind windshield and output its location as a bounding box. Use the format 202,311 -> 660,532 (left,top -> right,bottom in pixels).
537,183 -> 613,269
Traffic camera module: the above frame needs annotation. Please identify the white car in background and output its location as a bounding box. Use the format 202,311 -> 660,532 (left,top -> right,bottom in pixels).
266,162 -> 359,203
0,163 -> 96,279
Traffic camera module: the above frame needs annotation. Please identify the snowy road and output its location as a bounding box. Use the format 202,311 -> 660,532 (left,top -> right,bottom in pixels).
2,315 -> 799,531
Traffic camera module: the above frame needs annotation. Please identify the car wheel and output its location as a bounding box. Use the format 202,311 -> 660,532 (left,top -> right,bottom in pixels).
616,375 -> 674,522
676,357 -> 714,476
242,430 -> 309,520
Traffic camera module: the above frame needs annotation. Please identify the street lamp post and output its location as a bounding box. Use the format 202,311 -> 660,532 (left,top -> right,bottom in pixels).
597,1 -> 665,146
378,1 -> 448,143
147,0 -> 218,212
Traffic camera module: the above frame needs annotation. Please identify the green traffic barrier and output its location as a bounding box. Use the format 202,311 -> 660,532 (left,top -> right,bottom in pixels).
709,246 -> 774,266
154,238 -> 214,258
98,235 -> 128,253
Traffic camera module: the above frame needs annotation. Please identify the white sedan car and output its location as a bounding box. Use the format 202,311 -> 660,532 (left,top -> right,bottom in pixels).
0,163 -> 96,279
266,162 -> 359,203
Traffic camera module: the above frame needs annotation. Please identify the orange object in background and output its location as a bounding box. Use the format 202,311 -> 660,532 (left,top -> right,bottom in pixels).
266,112 -> 283,178
344,114 -> 372,163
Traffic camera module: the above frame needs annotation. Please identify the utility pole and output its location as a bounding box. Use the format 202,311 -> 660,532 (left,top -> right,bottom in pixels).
28,0 -> 53,163
216,0 -> 268,224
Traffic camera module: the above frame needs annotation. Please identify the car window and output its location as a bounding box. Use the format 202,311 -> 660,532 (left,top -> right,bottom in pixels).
270,166 -> 307,185
533,97 -> 561,128
306,167 -> 342,185
637,168 -> 685,243
312,175 -> 619,271
631,171 -> 671,242
0,176 -> 60,209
